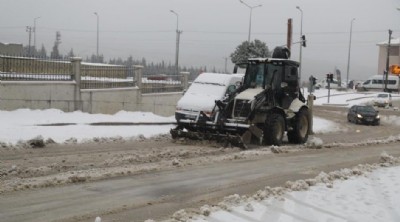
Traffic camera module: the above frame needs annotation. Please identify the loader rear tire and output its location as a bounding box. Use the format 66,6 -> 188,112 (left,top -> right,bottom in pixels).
263,113 -> 285,146
287,108 -> 309,144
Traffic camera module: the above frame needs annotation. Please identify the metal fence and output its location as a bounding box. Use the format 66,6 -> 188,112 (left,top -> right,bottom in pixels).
0,55 -> 73,81
141,74 -> 183,93
80,63 -> 135,89
0,55 -> 186,92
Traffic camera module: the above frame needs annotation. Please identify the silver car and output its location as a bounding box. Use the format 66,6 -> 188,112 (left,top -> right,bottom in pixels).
374,93 -> 392,107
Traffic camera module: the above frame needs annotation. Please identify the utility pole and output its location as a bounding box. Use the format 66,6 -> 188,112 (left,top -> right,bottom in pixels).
170,10 -> 182,75
345,18 -> 355,89
26,26 -> 33,55
287,18 -> 293,52
33,17 -> 41,50
94,12 -> 99,60
385,29 -> 392,92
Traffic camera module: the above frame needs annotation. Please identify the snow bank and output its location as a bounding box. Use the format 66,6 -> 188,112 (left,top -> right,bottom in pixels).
163,152 -> 400,222
0,109 -> 175,146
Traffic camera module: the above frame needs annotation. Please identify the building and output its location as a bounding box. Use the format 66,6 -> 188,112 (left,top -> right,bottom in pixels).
0,42 -> 23,55
377,38 -> 400,75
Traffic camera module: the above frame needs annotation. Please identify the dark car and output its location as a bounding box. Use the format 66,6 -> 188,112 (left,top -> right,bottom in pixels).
347,105 -> 380,125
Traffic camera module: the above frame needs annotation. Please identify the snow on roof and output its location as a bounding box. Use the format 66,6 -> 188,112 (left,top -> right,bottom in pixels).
377,38 -> 400,46
194,73 -> 244,86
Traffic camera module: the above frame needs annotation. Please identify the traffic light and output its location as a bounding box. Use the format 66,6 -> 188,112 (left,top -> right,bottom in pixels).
312,77 -> 317,85
301,35 -> 306,47
326,73 -> 334,82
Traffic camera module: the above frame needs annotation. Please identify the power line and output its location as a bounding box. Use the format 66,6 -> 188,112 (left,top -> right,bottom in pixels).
2,25 -> 397,35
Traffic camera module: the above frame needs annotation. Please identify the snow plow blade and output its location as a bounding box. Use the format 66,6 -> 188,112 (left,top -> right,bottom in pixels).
170,127 -> 248,149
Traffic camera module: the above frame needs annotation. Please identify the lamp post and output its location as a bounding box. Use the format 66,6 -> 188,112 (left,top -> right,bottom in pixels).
94,12 -> 99,59
170,10 -> 182,75
26,26 -> 33,56
346,18 -> 355,89
296,6 -> 303,82
33,17 -> 41,50
239,0 -> 262,42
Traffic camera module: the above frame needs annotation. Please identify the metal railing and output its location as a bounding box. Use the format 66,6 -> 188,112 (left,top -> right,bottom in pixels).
141,74 -> 183,93
80,63 -> 135,89
0,55 -> 187,92
0,55 -> 73,81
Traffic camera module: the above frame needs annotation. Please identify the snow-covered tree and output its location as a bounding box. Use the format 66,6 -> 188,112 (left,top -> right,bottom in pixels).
50,31 -> 62,59
67,48 -> 75,58
38,44 -> 47,58
230,39 -> 270,68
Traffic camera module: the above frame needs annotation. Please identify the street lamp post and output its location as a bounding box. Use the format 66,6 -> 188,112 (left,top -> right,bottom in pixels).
346,18 -> 356,89
296,6 -> 303,83
170,10 -> 182,75
33,16 -> 41,50
239,0 -> 262,42
94,12 -> 99,59
26,26 -> 33,55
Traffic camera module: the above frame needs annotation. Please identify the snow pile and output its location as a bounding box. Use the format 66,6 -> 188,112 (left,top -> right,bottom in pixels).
165,152 -> 400,222
321,134 -> 400,149
305,137 -> 324,149
0,109 -> 175,146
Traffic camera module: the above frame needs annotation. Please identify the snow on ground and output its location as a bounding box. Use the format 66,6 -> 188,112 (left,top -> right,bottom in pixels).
305,88 -> 400,107
1,89 -> 400,222
0,88 -> 397,146
0,109 -> 175,145
166,153 -> 400,222
0,109 -> 341,146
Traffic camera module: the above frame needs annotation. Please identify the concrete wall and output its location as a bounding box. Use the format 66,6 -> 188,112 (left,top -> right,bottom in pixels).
0,81 -> 182,116
0,61 -> 186,116
81,87 -> 140,114
140,92 -> 182,116
0,81 -> 76,111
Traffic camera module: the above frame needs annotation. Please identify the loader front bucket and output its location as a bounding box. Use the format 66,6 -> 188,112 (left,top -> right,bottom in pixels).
170,127 -> 247,149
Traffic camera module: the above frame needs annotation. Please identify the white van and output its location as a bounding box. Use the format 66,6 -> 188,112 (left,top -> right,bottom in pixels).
361,75 -> 399,92
315,78 -> 346,89
175,73 -> 244,121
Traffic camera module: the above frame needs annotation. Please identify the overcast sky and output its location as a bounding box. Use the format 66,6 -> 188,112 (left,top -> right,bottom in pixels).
1,0 -> 400,81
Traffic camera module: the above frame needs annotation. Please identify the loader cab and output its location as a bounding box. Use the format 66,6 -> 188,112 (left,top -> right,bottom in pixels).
243,58 -> 301,107
244,59 -> 299,87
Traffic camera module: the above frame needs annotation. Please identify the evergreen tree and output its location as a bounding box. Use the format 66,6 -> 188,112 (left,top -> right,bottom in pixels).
67,48 -> 75,58
50,31 -> 62,59
38,44 -> 47,58
230,39 -> 270,68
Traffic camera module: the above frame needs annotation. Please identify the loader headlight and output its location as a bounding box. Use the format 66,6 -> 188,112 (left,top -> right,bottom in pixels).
357,114 -> 363,119
376,115 -> 380,119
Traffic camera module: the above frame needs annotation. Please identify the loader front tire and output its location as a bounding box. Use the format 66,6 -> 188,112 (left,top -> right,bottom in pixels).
263,113 -> 285,146
287,108 -> 309,144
